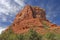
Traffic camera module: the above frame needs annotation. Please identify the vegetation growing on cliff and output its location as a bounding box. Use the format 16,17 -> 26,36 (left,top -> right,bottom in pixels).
0,28 -> 60,40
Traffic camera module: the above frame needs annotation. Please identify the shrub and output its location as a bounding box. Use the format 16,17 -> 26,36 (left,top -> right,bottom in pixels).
45,32 -> 56,40
17,34 -> 24,40
42,21 -> 50,29
25,29 -> 42,40
55,34 -> 60,40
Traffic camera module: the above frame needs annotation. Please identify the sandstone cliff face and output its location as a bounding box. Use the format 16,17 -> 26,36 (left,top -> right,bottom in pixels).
8,5 -> 60,34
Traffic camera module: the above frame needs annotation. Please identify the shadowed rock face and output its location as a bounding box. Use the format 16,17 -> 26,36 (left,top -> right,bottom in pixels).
14,5 -> 46,22
7,5 -> 60,34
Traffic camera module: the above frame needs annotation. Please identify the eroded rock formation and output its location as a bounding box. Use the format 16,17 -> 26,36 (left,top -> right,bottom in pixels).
7,5 -> 60,34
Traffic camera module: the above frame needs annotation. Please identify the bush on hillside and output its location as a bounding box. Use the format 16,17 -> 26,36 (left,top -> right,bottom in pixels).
24,29 -> 42,40
45,32 -> 56,40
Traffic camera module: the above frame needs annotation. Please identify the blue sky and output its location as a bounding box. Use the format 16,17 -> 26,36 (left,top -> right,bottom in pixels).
0,0 -> 60,33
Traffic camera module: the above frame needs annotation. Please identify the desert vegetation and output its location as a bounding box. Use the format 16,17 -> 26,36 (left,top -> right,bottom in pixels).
0,27 -> 60,40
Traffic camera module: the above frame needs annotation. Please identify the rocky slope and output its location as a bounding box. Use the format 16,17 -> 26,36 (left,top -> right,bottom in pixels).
7,5 -> 60,34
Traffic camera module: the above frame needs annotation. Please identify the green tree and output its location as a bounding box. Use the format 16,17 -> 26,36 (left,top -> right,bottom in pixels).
25,29 -> 42,40
55,34 -> 60,40
17,34 -> 24,40
45,32 -> 56,40
0,26 -> 17,40
7,34 -> 18,40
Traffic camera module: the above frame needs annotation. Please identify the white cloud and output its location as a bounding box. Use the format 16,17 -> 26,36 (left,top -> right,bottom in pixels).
0,27 -> 6,34
2,17 -> 7,22
0,15 -> 7,22
0,0 -> 25,23
14,0 -> 25,7
46,4 -> 57,20
0,0 -> 25,15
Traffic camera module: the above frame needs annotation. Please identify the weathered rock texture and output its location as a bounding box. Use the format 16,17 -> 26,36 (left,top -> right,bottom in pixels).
7,5 -> 60,34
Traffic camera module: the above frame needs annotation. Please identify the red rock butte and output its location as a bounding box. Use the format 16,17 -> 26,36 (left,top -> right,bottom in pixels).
7,5 -> 60,34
